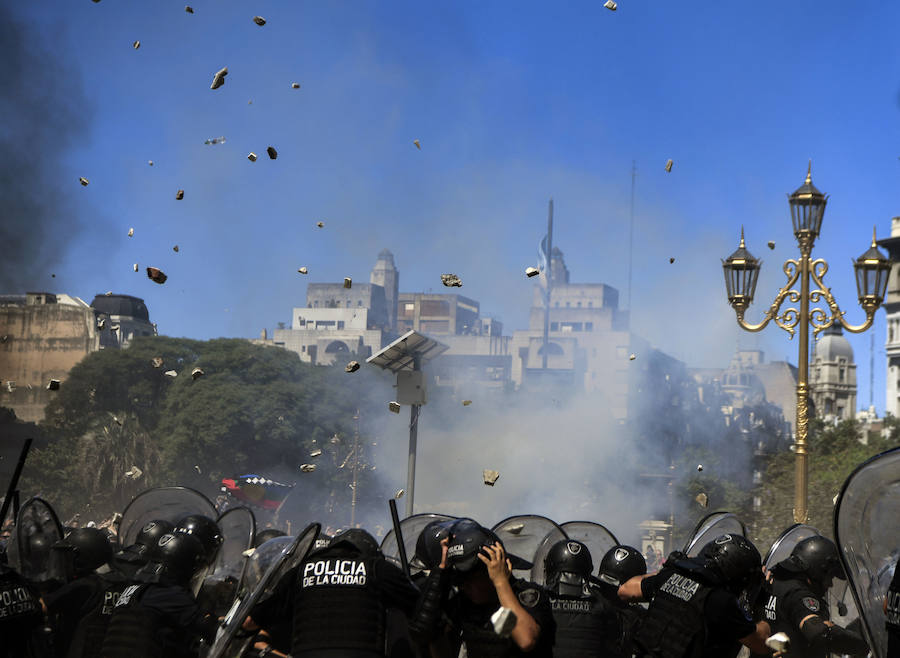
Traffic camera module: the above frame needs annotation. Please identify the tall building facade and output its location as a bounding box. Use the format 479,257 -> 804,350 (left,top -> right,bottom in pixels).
370,249 -> 399,332
877,217 -> 900,418
809,324 -> 857,421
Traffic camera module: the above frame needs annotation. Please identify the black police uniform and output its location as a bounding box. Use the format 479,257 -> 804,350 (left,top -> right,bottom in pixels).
887,560 -> 900,658
633,563 -> 755,658
0,562 -> 43,658
99,581 -> 217,658
550,586 -> 624,658
756,576 -> 827,658
249,542 -> 420,657
594,580 -> 645,657
59,569 -> 130,658
44,570 -> 125,658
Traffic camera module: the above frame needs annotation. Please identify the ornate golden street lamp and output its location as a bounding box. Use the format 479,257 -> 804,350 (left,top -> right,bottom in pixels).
721,162 -> 892,523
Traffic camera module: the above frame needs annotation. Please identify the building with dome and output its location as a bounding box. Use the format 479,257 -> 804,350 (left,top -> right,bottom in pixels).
809,324 -> 857,420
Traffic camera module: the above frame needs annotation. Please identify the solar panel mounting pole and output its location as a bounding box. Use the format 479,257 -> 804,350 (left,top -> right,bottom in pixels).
407,356 -> 421,517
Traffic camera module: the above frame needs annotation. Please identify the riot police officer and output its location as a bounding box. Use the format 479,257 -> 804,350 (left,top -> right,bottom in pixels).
620,533 -> 772,657
886,555 -> 900,657
246,527 -> 420,657
544,539 -> 624,657
595,544 -> 648,655
100,532 -> 218,658
760,535 -> 868,657
0,560 -> 43,658
173,515 -> 223,565
113,520 -> 174,579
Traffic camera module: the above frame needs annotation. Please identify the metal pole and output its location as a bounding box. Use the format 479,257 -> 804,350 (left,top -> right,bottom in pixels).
542,199 -> 554,370
407,403 -> 419,517
0,438 -> 32,528
389,498 -> 411,579
794,241 -> 812,524
350,410 -> 360,528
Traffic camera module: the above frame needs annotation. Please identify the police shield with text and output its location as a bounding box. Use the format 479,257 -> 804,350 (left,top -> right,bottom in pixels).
759,535 -> 868,657
622,533 -> 772,658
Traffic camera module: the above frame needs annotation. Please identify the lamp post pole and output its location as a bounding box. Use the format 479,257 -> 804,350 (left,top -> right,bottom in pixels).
722,163 -> 891,523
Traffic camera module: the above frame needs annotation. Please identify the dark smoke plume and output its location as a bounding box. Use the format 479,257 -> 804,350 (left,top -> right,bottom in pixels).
0,6 -> 90,291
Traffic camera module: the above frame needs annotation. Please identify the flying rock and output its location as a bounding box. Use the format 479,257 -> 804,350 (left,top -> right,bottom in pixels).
389,401 -> 401,414
765,633 -> 790,654
697,464 -> 703,471
164,370 -> 177,378
185,6 -> 194,14
413,139 -> 421,150
298,267 -> 308,274
253,16 -> 266,25
669,257 -> 675,264
291,82 -> 300,89
46,379 -> 60,391
125,466 -> 143,480
267,146 -> 278,160
491,607 -> 517,638
310,449 -> 322,458
441,273 -> 463,287
299,463 -> 316,473
604,0 -> 617,9
79,177 -> 89,186
205,137 -> 226,145
629,353 -> 636,360
191,367 -> 204,380
175,189 -> 184,200
462,400 -> 472,406
665,159 -> 673,173
210,66 -> 227,90
148,160 -> 153,166
133,264 -> 139,272
151,357 -> 164,368
768,241 -> 776,250
316,221 -> 324,228
105,291 -> 112,296
247,152 -> 257,162
505,523 -> 524,534
133,40 -> 140,50
483,469 -> 500,486
194,465 -> 201,474
173,245 -> 179,253
395,489 -> 405,499
345,361 -> 360,373
97,318 -> 107,330
695,492 -> 709,508
343,277 -> 352,289
128,228 -> 134,237
525,267 -> 540,278
146,267 -> 168,284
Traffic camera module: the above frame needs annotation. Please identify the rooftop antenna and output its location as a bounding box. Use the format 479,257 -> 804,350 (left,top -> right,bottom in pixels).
627,161 -> 636,311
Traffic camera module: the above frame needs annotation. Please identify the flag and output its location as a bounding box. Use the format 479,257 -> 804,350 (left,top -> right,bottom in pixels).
221,474 -> 294,511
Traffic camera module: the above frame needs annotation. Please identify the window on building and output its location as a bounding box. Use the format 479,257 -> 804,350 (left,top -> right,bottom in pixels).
302,345 -> 306,352
404,303 -> 415,311
588,301 -> 593,307
314,301 -> 319,308
566,302 -> 571,308
561,324 -> 572,333
358,301 -> 363,307
577,302 -> 582,308
825,399 -> 833,414
585,322 -> 593,331
337,321 -> 345,329
550,322 -> 559,331
839,367 -> 845,383
837,405 -> 844,418
890,323 -> 895,343
555,301 -> 560,307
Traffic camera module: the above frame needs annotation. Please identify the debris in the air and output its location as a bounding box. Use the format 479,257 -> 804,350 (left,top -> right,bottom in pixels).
247,152 -> 257,162
669,257 -> 675,264
146,267 -> 168,284
299,464 -> 316,473
185,6 -> 194,14
343,277 -> 352,289
164,370 -> 177,378
297,267 -> 308,275
395,489 -> 405,499
242,548 -> 256,558
194,465 -> 201,474
46,379 -> 60,391
665,159 -> 673,173
695,492 -> 709,508
309,449 -> 322,458
51,274 -> 56,278
133,40 -> 140,50
105,291 -> 113,296
462,400 -> 472,406
248,100 -> 252,105
172,245 -> 179,253
629,353 -> 636,360
766,633 -> 790,654
191,367 -> 204,380
151,357 -> 164,368
97,318 -> 107,330
125,466 -> 143,480
441,273 -> 463,288
79,177 -> 89,186
110,324 -> 120,333
131,263 -> 138,273
113,415 -> 123,426
330,434 -> 340,444
483,469 -> 500,486
253,16 -> 266,25
768,241 -> 775,250
266,146 -> 278,160
505,523 -> 525,534
291,82 -> 300,89
0,335 -> 6,343
413,139 -> 421,150
389,401 -> 401,414
697,464 -> 703,471
345,361 -> 360,373
491,607 -> 517,638
148,160 -> 153,166
128,228 -> 134,237
5,382 -> 15,393
525,267 -> 540,278
604,0 -> 617,9
210,66 -> 227,90
175,189 -> 184,200
316,221 -> 324,228
204,137 -> 226,145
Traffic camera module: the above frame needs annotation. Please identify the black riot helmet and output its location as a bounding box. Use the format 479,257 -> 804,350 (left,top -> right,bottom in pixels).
133,520 -> 175,555
174,515 -> 223,563
598,545 -> 647,587
413,519 -> 457,571
544,540 -> 593,596
777,536 -> 844,594
330,528 -> 380,556
152,533 -> 208,585
53,528 -> 114,578
254,528 -> 287,548
700,534 -> 761,593
445,519 -> 532,575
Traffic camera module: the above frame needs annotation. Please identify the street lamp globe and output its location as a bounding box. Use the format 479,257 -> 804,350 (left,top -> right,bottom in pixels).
854,228 -> 892,309
788,161 -> 828,242
722,227 -> 761,309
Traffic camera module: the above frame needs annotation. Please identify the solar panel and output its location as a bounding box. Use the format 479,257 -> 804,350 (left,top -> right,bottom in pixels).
366,330 -> 448,373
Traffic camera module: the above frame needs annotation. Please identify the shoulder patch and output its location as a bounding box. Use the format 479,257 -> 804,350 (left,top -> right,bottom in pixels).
517,587 -> 540,608
802,596 -> 821,612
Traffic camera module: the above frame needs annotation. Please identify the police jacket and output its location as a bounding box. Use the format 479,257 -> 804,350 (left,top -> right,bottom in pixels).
550,587 -> 624,658
249,543 -> 420,657
887,561 -> 900,658
0,563 -> 43,658
64,568 -> 130,658
633,559 -> 755,658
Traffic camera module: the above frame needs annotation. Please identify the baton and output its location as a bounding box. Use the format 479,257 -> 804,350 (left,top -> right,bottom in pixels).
388,498 -> 410,580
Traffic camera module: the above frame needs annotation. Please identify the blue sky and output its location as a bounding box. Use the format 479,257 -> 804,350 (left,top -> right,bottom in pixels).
12,1 -> 900,413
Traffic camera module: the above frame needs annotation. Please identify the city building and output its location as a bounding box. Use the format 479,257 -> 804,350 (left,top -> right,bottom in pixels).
370,249 -> 399,331
809,324 -> 857,421
397,293 -> 481,335
877,217 -> 900,418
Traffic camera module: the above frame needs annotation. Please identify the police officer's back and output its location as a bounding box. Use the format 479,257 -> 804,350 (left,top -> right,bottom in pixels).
100,532 -> 217,658
595,544 -> 648,656
247,527 -> 420,657
621,534 -> 772,658
759,536 -> 868,658
0,561 -> 43,658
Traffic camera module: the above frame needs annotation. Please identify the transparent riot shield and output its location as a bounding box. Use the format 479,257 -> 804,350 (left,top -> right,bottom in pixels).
119,486 -> 217,548
207,522 -> 320,658
492,515 -> 566,580
834,446 -> 900,658
198,507 -> 257,616
763,524 -> 819,571
7,497 -> 64,582
380,513 -> 456,573
559,521 -> 620,570
682,511 -> 747,557
238,535 -> 297,599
